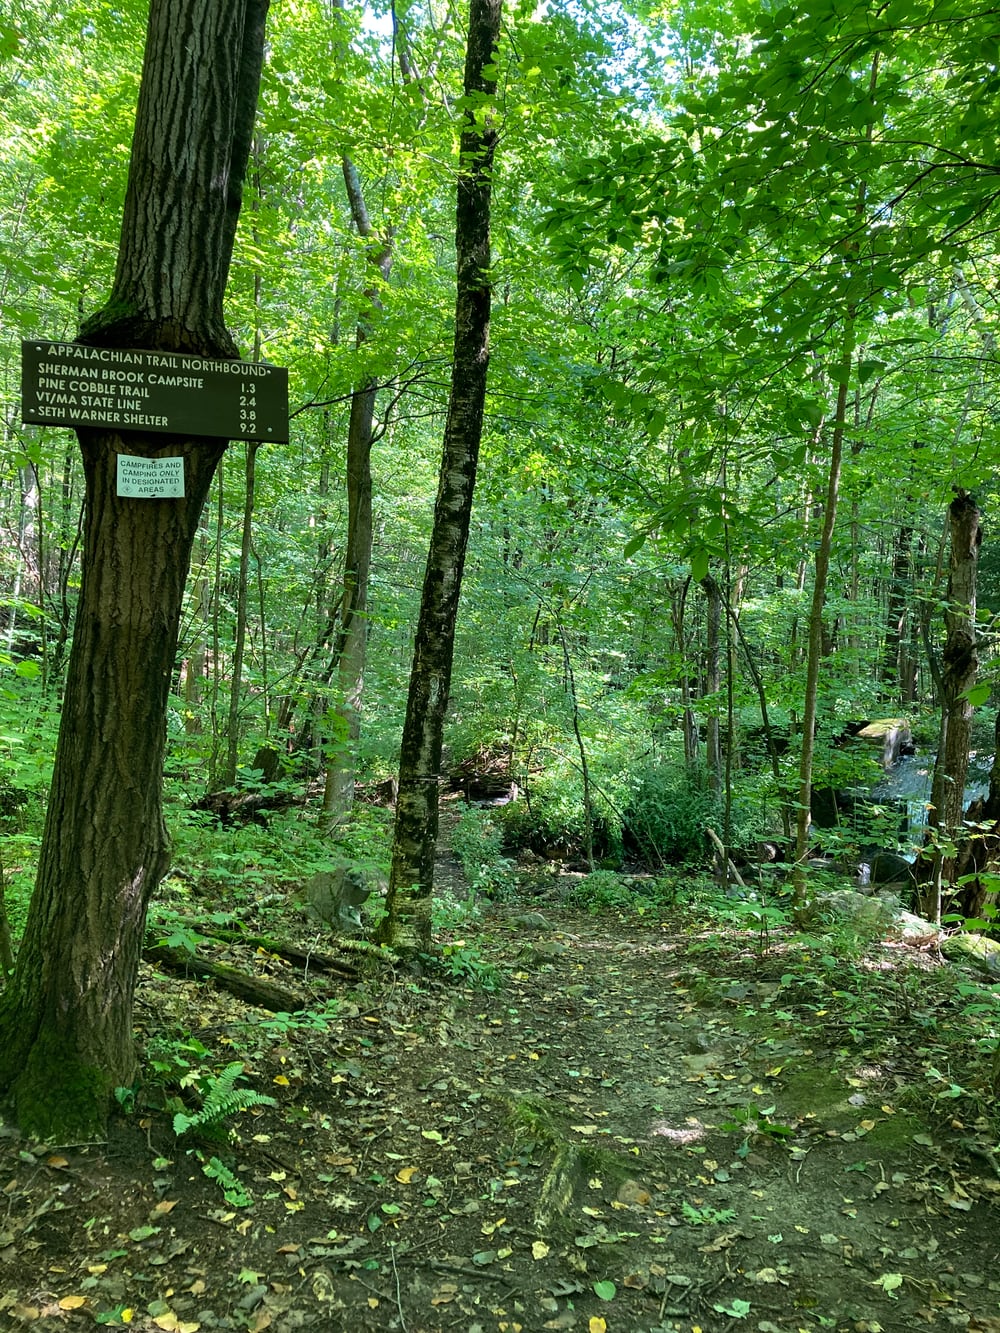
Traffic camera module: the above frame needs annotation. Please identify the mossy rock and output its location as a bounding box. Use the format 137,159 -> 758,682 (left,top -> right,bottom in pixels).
942,932 -> 1000,981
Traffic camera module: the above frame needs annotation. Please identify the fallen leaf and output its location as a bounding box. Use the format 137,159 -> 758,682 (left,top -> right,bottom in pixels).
532,1240 -> 550,1260
58,1296 -> 87,1310
589,1320 -> 607,1333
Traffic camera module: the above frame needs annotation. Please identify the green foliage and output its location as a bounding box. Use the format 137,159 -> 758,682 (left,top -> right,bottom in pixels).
682,1201 -> 737,1226
718,1103 -> 795,1157
498,762 -> 620,861
172,1061 -> 276,1143
621,763 -> 721,863
243,1001 -> 342,1040
432,941 -> 501,991
199,1155 -> 253,1209
568,870 -> 635,914
450,805 -> 516,899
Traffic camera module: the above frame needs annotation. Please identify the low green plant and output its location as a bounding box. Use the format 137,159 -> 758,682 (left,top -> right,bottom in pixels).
622,762 -> 722,864
432,890 -> 483,932
497,763 -> 621,862
171,1062 -> 277,1208
718,1103 -> 795,1157
144,1034 -> 213,1087
681,1201 -> 737,1226
172,1061 -> 276,1141
450,805 -> 516,899
434,940 -> 501,990
568,870 -> 635,913
239,1000 -> 342,1043
200,1154 -> 253,1208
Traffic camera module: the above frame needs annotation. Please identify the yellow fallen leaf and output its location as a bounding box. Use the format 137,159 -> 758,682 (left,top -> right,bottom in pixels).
58,1296 -> 88,1310
153,1316 -> 179,1331
571,1124 -> 598,1135
367,1298 -> 379,1308
589,1319 -> 607,1333
47,1155 -> 70,1169
395,1167 -> 418,1184
273,1074 -> 290,1086
532,1240 -> 549,1260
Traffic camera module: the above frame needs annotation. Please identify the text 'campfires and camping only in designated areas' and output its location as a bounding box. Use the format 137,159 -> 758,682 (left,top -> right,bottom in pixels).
20,341 -> 289,442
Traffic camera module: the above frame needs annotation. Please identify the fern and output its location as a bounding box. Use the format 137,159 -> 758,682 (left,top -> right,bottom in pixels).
200,1154 -> 253,1208
173,1061 -> 276,1141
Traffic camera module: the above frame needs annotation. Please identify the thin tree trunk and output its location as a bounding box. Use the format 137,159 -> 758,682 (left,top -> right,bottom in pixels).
321,154 -> 393,829
792,351 -> 854,906
378,0 -> 502,951
701,574 -> 722,793
224,440 -> 259,785
882,524 -> 913,699
921,490 -> 981,921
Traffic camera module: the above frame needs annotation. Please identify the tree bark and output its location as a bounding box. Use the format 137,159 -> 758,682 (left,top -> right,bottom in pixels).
792,349 -> 853,906
0,0 -> 269,1139
882,523 -> 913,699
378,0 -> 502,951
920,489 -> 981,919
321,154 -> 393,829
701,574 -> 722,792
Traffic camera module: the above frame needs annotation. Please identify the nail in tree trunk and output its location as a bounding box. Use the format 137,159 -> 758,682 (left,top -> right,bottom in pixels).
0,0 -> 269,1138
377,0 -> 502,950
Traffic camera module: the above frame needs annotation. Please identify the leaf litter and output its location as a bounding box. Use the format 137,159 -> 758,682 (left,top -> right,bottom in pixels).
1,866 -> 999,1332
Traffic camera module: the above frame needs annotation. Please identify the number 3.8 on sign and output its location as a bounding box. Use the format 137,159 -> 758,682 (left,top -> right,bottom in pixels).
239,386 -> 257,433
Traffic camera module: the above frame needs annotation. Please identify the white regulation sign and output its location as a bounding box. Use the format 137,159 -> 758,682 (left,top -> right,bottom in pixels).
116,454 -> 185,499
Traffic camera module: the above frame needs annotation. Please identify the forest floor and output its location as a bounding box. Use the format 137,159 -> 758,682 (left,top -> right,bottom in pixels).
2,832 -> 1000,1333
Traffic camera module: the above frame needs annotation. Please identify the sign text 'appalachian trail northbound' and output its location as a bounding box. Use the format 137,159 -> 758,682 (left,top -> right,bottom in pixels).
21,341 -> 289,443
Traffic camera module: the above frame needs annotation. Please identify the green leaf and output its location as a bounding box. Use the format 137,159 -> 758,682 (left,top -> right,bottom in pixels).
962,683 -> 991,707
593,1280 -> 617,1300
690,548 -> 710,583
713,1297 -> 752,1318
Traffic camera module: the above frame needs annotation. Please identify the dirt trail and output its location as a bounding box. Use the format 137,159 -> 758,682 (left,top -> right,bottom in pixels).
0,882 -> 998,1333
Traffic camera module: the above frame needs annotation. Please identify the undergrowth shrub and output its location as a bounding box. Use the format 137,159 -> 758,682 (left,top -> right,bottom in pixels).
497,766 -> 620,862
621,763 -> 721,863
450,805 -> 515,898
568,870 -> 635,913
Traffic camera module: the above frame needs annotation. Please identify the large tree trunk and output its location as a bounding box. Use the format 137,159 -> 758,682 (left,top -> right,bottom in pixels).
0,0 -> 268,1139
378,0 -> 502,951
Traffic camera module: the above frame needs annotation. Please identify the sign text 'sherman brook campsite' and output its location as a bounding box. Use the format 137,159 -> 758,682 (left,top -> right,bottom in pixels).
21,341 -> 289,444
